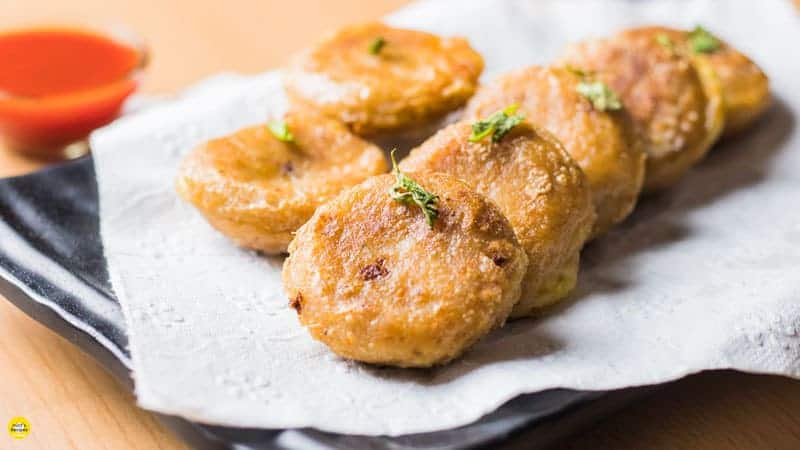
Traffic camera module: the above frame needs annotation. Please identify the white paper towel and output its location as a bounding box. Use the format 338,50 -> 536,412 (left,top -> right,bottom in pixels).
92,0 -> 800,436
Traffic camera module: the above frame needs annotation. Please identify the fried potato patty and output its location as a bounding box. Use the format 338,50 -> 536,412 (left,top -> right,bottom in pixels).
640,26 -> 770,137
465,66 -> 646,237
560,27 -> 725,191
176,108 -> 387,254
701,38 -> 770,137
401,122 -> 595,317
285,22 -> 484,136
282,173 -> 528,367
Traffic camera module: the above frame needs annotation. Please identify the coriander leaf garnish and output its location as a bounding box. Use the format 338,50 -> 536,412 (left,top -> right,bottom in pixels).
576,80 -> 622,111
688,25 -> 720,54
468,104 -> 525,143
567,65 -> 623,112
656,33 -> 674,52
369,37 -> 387,55
565,65 -> 593,78
267,121 -> 295,143
389,149 -> 439,228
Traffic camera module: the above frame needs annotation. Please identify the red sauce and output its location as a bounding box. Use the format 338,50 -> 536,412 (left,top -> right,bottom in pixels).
0,27 -> 144,156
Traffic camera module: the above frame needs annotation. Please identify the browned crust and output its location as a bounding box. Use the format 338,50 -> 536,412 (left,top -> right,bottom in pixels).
282,173 -> 528,367
176,106 -> 387,253
559,27 -> 726,190
465,65 -> 646,237
401,122 -> 595,316
285,22 -> 484,136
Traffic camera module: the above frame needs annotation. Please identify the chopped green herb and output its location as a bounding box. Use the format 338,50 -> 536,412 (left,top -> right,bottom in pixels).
576,80 -> 622,111
564,65 -> 593,78
389,149 -> 439,228
468,105 -> 525,143
267,121 -> 295,143
368,37 -> 387,55
688,26 -> 720,54
656,33 -> 674,51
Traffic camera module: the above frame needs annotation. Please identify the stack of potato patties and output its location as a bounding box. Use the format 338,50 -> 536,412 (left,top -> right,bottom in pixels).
176,22 -> 770,368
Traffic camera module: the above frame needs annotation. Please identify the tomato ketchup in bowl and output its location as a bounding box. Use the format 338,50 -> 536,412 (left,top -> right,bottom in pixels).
0,26 -> 146,158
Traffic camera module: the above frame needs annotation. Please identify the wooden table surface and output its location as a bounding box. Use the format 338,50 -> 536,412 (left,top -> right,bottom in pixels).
2,1 -> 800,449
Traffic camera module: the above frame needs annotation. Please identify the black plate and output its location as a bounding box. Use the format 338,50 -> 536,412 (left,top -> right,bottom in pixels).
0,157 -> 654,449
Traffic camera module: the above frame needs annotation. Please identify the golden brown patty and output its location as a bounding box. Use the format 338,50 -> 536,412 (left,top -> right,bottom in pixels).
282,173 -> 528,367
176,107 -> 387,254
465,65 -> 646,237
559,27 -> 725,191
643,26 -> 769,137
701,38 -> 770,136
284,22 -> 484,136
401,122 -> 595,317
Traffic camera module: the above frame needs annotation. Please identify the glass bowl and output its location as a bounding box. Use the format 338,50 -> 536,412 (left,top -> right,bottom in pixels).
0,25 -> 148,159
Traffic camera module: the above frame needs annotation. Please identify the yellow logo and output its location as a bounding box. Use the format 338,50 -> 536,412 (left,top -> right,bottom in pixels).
7,417 -> 30,439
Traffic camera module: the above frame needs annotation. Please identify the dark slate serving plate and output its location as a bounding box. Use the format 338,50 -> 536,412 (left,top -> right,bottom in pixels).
0,157 -> 654,449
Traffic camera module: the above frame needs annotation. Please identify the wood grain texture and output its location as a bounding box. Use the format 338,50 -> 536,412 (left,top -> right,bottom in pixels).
1,1 -> 799,449
566,371 -> 800,450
